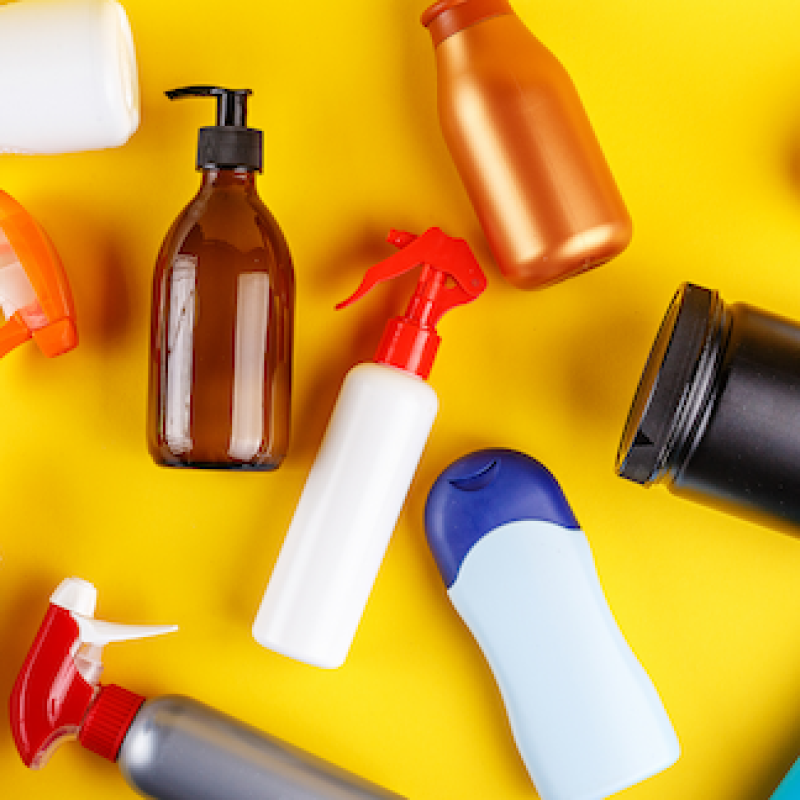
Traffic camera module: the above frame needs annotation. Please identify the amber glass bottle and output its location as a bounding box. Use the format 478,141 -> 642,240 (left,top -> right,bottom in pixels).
148,86 -> 294,470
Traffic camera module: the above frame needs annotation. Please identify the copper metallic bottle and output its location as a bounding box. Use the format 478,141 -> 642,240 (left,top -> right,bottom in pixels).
421,0 -> 632,290
148,86 -> 294,470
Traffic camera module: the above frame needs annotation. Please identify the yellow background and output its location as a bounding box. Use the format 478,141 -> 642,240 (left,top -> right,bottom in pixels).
2,0 -> 800,798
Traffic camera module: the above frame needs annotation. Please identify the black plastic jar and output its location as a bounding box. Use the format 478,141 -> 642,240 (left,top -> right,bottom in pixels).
616,282 -> 800,530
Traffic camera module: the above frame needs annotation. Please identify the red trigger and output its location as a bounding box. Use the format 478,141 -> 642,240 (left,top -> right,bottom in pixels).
336,227 -> 487,379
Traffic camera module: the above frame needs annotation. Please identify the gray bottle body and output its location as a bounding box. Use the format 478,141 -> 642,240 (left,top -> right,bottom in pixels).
117,695 -> 404,800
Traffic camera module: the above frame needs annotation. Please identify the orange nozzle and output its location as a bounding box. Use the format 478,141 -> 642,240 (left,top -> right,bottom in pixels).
0,191 -> 77,358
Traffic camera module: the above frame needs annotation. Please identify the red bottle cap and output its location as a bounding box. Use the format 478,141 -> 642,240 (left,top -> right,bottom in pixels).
80,684 -> 146,761
337,227 -> 486,380
421,0 -> 512,47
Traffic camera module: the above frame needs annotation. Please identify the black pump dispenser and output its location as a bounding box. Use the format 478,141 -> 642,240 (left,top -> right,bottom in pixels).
166,85 -> 262,172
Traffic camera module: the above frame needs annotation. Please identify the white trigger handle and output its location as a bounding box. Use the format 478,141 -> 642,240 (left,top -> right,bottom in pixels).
51,577 -> 178,685
73,616 -> 178,647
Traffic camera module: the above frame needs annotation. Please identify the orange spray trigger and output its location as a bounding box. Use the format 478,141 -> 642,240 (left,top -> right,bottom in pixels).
0,191 -> 77,358
337,227 -> 486,379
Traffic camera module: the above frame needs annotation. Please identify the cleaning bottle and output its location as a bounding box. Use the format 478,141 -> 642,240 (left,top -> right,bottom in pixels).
148,85 -> 294,470
421,0 -> 632,290
0,190 -> 78,358
10,577 -> 406,800
425,449 -> 680,800
771,759 -> 800,799
253,227 -> 486,668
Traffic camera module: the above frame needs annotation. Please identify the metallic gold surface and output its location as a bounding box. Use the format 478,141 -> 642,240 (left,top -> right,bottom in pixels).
428,6 -> 632,289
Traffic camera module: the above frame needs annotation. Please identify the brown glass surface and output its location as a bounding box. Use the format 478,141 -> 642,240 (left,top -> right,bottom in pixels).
148,169 -> 294,469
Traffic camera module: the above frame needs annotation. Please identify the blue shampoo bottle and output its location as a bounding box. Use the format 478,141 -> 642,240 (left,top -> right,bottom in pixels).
425,448 -> 679,800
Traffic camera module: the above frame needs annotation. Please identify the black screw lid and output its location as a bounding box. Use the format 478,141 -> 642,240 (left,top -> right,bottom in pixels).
166,85 -> 262,172
616,283 -> 722,485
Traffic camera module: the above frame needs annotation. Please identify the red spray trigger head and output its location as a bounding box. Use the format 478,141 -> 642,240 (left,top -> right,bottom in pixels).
10,578 -> 177,769
336,227 -> 486,378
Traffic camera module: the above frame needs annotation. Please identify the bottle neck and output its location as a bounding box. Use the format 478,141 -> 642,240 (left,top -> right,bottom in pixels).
200,168 -> 257,190
421,0 -> 512,47
79,684 -> 146,762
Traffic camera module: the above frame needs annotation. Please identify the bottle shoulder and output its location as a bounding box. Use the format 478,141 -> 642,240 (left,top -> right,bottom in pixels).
154,181 -> 293,277
436,16 -> 568,91
345,362 -> 439,398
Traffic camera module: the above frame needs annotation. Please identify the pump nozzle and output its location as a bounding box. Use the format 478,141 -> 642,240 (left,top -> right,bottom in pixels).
10,578 -> 177,769
0,191 -> 77,358
165,85 -> 252,126
166,84 -> 262,171
336,227 -> 486,378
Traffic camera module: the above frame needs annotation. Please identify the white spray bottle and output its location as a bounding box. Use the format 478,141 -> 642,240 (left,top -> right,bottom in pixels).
253,227 -> 486,668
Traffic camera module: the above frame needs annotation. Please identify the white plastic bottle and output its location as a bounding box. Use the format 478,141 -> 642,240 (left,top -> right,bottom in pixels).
253,227 -> 486,668
0,0 -> 139,154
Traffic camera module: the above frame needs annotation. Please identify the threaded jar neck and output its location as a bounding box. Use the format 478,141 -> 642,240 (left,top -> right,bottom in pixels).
616,283 -> 730,487
658,291 -> 729,484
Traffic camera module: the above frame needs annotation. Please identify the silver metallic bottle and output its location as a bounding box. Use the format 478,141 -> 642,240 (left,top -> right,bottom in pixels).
117,695 -> 405,800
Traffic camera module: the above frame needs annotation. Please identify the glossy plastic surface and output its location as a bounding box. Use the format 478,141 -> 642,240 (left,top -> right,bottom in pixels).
425,448 -> 579,587
148,168 -> 294,469
10,577 -> 174,769
253,363 -> 438,668
425,450 -> 679,800
424,0 -> 631,289
10,605 -> 95,768
0,191 -> 77,357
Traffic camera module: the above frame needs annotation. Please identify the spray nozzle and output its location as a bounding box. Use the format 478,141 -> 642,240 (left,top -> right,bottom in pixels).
10,578 -> 177,769
166,84 -> 262,171
0,191 -> 77,358
336,227 -> 486,378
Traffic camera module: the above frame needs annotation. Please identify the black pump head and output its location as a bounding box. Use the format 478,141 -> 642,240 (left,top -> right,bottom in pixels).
166,85 -> 262,172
